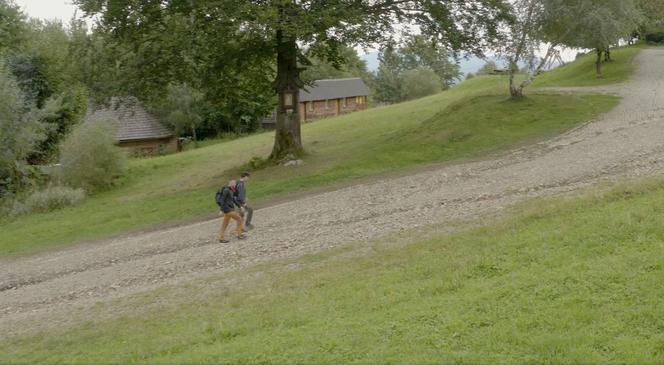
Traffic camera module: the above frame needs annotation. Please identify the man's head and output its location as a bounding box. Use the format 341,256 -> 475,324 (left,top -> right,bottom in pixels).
228,179 -> 237,188
240,171 -> 251,181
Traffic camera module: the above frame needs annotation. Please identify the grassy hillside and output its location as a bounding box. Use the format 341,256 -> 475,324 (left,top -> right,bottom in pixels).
3,178 -> 663,364
0,45 -> 638,256
534,46 -> 641,87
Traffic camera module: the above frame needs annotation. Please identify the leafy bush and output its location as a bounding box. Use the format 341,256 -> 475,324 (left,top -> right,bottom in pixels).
58,120 -> 126,192
31,86 -> 88,163
0,65 -> 46,198
402,67 -> 442,101
645,32 -> 664,44
10,186 -> 85,216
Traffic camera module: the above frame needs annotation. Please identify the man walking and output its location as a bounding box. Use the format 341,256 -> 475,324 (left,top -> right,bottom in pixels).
236,171 -> 254,230
218,180 -> 246,243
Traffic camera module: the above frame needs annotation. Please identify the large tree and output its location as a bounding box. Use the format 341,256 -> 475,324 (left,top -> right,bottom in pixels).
399,35 -> 461,89
75,0 -> 511,160
545,0 -> 641,78
300,45 -> 370,84
0,0 -> 26,55
635,0 -> 664,36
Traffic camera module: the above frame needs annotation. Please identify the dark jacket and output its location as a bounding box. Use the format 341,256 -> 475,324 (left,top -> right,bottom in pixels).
219,186 -> 240,213
236,180 -> 247,205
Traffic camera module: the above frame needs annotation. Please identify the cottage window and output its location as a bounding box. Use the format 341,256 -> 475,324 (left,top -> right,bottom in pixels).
308,102 -> 313,111
325,100 -> 329,110
342,98 -> 347,108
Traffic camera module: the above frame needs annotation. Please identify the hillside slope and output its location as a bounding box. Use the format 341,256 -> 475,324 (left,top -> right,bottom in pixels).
4,179 -> 663,364
0,47 -> 634,255
1,47 -> 663,346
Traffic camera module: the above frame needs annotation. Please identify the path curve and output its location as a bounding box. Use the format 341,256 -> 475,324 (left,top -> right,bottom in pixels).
2,49 -> 664,336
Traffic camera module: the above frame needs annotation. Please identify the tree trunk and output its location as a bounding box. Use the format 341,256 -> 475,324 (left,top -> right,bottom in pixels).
604,47 -> 612,62
191,124 -> 198,148
270,28 -> 303,161
595,48 -> 603,78
509,67 -> 523,98
514,44 -> 558,98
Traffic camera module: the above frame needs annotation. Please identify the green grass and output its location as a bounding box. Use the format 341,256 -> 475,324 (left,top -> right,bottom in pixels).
1,44 -> 641,256
534,45 -> 641,87
3,179 -> 663,364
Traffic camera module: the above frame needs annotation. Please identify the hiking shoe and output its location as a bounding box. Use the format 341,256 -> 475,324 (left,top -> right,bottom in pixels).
219,239 -> 230,243
236,234 -> 247,240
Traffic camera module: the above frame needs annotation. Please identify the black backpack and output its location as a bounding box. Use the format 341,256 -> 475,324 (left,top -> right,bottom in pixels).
215,187 -> 226,207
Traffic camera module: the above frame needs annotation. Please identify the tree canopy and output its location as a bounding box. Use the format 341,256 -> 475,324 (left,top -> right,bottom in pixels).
74,0 -> 512,159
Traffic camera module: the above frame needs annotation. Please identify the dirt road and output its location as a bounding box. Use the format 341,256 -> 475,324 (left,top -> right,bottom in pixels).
2,49 -> 664,336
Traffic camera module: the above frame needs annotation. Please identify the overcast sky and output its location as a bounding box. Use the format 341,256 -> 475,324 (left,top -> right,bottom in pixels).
14,0 -> 78,22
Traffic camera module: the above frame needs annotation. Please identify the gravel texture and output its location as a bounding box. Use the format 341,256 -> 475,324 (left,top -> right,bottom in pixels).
2,49 -> 664,337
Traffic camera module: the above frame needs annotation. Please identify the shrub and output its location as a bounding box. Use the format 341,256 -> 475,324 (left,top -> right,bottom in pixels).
10,186 -> 85,216
0,65 -> 47,198
645,32 -> 664,44
58,120 -> 126,192
402,67 -> 442,101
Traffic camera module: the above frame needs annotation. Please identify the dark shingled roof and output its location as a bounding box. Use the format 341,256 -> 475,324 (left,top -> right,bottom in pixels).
86,97 -> 173,142
299,78 -> 370,102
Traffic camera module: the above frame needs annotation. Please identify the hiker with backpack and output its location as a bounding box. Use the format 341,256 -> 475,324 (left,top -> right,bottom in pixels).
236,172 -> 254,230
216,180 -> 246,243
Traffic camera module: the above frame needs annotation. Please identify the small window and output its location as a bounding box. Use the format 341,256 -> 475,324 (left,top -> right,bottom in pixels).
308,102 -> 313,112
342,98 -> 347,108
325,100 -> 329,110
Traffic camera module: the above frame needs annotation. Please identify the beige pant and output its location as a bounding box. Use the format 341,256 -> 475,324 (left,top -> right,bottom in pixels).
219,211 -> 243,240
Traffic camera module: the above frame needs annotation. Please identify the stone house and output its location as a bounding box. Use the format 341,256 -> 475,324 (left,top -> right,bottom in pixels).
86,97 -> 179,156
263,77 -> 370,129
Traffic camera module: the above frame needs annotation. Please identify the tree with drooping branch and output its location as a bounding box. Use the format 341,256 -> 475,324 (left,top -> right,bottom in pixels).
542,0 -> 641,79
74,0 -> 512,161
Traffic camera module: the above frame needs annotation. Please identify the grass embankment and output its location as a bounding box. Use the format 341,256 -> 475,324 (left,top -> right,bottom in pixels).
534,45 -> 641,87
3,179 -> 663,364
0,45 -> 636,256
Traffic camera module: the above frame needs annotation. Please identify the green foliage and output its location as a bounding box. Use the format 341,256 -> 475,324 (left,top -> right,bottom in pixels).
74,0 -> 512,154
635,0 -> 664,35
0,0 -> 26,55
544,0 -> 641,52
6,20 -> 72,107
0,65 -> 46,199
401,67 -> 443,100
31,86 -> 88,163
400,35 -> 461,88
159,83 -> 204,143
373,38 -> 461,104
477,60 -> 499,75
372,46 -> 404,104
3,179 -> 664,363
645,32 -> 664,43
301,45 -> 370,83
57,120 -> 126,193
10,185 -> 85,216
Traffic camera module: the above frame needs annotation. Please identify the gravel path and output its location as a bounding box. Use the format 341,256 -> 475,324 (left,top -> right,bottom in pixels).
2,49 -> 664,337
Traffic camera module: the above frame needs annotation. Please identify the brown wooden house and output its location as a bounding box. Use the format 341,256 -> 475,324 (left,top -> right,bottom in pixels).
86,97 -> 178,156
263,78 -> 370,129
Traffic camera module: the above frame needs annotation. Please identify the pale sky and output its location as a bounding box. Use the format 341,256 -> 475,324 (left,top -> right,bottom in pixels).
14,0 -> 78,23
